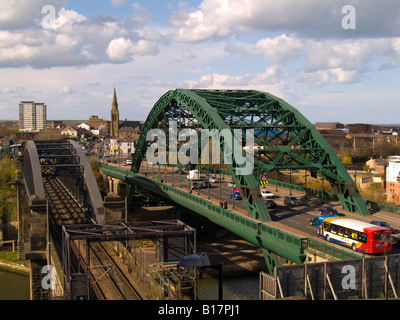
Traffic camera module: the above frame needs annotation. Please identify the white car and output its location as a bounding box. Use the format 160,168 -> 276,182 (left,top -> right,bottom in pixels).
210,176 -> 220,183
260,190 -> 274,198
122,159 -> 133,166
227,181 -> 236,188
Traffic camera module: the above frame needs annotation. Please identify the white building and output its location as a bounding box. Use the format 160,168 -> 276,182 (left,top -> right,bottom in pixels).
109,138 -> 135,155
386,156 -> 400,182
78,123 -> 90,131
61,126 -> 78,139
19,101 -> 47,131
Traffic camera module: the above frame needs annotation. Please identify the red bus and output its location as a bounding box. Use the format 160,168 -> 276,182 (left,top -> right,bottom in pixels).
319,217 -> 392,254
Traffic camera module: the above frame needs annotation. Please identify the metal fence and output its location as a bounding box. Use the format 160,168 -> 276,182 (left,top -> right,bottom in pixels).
260,254 -> 400,300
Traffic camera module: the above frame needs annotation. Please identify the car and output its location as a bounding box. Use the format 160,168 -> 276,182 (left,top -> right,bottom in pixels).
319,205 -> 338,215
229,189 -> 242,200
210,176 -> 220,183
122,159 -> 133,166
227,181 -> 236,188
309,214 -> 340,227
370,220 -> 396,232
284,196 -> 301,206
261,190 -> 274,199
309,217 -> 319,227
318,206 -> 346,216
264,199 -> 277,208
199,180 -> 211,188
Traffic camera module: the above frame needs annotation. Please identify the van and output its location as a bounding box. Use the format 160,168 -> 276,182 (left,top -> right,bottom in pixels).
187,170 -> 200,180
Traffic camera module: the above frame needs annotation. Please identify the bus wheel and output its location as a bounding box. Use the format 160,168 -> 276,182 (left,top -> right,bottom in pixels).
325,235 -> 330,242
352,243 -> 357,251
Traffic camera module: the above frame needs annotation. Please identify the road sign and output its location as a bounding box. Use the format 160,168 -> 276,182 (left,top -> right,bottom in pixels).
260,174 -> 268,186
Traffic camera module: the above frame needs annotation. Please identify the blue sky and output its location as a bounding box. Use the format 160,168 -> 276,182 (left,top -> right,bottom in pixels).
0,0 -> 399,124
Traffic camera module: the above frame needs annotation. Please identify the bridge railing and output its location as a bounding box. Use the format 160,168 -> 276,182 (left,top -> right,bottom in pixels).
149,175 -> 306,256
305,238 -> 361,261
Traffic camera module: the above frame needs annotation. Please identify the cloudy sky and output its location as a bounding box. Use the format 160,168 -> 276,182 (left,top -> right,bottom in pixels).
0,0 -> 399,124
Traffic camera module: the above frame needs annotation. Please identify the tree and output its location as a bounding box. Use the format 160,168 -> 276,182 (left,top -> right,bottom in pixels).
342,156 -> 353,166
0,158 -> 17,224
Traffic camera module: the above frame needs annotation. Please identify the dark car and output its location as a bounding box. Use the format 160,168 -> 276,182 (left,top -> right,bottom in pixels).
264,199 -> 277,209
284,196 -> 301,206
370,220 -> 396,232
319,205 -> 337,215
199,180 -> 211,188
318,206 -> 345,216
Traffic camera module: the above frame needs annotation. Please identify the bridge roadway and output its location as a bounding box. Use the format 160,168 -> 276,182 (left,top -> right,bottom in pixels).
104,161 -> 400,260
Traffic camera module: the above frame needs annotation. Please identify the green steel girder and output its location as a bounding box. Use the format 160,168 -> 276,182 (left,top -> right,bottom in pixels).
132,89 -> 271,222
131,89 -> 369,217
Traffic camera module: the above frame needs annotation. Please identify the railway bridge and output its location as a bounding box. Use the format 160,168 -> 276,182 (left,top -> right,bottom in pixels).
16,89 -> 400,300
18,139 -> 196,300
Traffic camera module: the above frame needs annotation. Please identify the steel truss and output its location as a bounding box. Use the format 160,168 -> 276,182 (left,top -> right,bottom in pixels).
131,89 -> 369,222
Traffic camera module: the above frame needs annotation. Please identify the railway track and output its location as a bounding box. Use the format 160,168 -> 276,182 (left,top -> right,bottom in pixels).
43,176 -> 142,300
72,239 -> 142,300
43,176 -> 90,227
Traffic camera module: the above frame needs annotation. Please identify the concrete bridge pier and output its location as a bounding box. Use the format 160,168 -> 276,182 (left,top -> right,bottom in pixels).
17,170 -> 49,300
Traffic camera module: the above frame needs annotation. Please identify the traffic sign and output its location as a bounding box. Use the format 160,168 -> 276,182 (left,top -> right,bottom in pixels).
260,173 -> 268,186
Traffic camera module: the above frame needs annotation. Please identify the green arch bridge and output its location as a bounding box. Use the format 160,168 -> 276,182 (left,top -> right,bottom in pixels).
101,89 -> 368,273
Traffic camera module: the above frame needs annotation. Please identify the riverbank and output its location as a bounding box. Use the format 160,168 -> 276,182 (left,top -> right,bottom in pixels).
0,252 -> 30,275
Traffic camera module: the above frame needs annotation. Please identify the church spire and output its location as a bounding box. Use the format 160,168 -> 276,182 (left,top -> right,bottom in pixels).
112,87 -> 118,111
110,87 -> 119,137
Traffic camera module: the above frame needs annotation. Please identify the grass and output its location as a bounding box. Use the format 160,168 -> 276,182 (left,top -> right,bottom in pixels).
0,251 -> 19,263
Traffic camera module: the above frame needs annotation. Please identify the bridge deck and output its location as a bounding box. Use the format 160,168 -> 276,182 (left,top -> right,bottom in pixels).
103,163 -> 394,261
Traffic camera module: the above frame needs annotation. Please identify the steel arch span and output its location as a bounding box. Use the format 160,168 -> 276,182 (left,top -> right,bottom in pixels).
130,89 -> 369,221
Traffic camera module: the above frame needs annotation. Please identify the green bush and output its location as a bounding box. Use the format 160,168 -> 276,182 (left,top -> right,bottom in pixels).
0,158 -> 17,224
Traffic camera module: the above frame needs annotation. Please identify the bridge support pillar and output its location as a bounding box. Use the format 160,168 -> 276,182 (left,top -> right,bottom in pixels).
107,177 -> 126,197
17,170 -> 49,300
104,193 -> 126,223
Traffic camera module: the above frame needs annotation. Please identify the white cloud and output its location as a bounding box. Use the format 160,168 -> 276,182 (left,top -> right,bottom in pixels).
111,0 -> 126,7
169,0 -> 400,42
54,8 -> 88,29
106,38 -> 159,62
0,0 -> 67,29
0,1 -> 161,69
57,85 -> 75,94
252,34 -> 304,64
106,37 -> 135,62
298,68 -> 358,86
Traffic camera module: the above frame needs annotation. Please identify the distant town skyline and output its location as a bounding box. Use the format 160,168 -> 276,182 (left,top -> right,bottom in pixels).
0,1 -> 399,124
